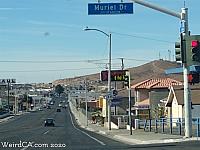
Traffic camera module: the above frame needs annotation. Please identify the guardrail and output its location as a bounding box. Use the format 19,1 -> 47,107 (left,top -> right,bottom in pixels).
136,118 -> 200,137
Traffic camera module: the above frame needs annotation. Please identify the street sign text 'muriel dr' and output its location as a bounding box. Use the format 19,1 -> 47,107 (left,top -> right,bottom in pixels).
88,3 -> 134,15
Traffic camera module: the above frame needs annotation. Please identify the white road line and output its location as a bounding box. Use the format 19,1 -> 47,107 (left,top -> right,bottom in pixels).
69,108 -> 106,146
43,130 -> 49,135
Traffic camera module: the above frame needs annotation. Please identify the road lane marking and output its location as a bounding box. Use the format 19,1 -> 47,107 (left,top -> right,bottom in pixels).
43,130 -> 49,135
69,109 -> 106,146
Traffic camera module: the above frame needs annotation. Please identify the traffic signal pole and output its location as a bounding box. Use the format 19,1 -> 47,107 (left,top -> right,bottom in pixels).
131,0 -> 192,137
181,8 -> 192,138
128,72 -> 132,135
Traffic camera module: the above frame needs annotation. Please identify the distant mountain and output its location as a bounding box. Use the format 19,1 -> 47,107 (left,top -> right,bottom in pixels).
52,60 -> 182,86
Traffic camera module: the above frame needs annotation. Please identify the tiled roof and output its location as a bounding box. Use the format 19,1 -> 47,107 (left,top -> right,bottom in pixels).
131,78 -> 182,89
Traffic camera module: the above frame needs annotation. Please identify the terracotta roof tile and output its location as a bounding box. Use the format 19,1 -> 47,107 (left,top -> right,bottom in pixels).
131,78 -> 182,89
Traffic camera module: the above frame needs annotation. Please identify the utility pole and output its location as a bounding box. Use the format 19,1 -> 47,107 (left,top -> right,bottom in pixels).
26,92 -> 29,112
85,78 -> 88,126
108,33 -> 112,130
131,0 -> 192,137
14,94 -> 17,115
7,82 -> 10,113
168,50 -> 171,61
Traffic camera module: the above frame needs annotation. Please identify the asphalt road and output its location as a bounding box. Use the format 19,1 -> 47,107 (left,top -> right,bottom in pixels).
0,97 -> 200,150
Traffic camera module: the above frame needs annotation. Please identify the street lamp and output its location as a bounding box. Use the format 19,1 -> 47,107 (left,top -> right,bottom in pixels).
84,27 -> 112,130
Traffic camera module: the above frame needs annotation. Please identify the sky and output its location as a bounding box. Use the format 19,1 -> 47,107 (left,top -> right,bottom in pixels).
0,0 -> 200,84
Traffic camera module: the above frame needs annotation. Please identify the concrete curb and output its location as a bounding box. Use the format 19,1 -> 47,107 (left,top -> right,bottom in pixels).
69,101 -> 200,145
113,135 -> 143,145
112,134 -> 199,145
98,130 -> 107,135
0,116 -> 14,123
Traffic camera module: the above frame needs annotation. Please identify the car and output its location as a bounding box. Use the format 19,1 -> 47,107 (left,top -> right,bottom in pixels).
57,108 -> 61,112
47,106 -> 51,109
44,118 -> 55,127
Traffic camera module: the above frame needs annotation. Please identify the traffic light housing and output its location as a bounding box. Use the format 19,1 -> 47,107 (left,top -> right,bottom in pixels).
191,40 -> 200,62
185,35 -> 200,66
124,75 -> 129,87
175,42 -> 181,62
188,73 -> 200,84
112,89 -> 118,97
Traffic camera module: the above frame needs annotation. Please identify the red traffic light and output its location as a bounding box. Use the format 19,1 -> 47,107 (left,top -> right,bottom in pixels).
191,40 -> 199,47
188,73 -> 199,84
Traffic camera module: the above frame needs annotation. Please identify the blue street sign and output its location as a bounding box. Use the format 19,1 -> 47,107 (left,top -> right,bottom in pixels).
88,3 -> 134,15
165,65 -> 200,74
111,97 -> 122,106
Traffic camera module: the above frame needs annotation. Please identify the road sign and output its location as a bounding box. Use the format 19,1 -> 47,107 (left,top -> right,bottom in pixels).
111,97 -> 122,106
101,70 -> 127,81
0,79 -> 16,84
165,65 -> 200,74
88,3 -> 133,15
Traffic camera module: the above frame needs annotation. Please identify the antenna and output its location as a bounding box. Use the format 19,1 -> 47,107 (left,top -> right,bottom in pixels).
159,51 -> 161,60
184,1 -> 186,8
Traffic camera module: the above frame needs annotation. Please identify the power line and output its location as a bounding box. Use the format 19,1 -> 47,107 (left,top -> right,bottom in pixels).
112,31 -> 174,43
0,59 -> 108,63
125,58 -> 152,62
0,67 -> 98,73
0,58 -> 152,63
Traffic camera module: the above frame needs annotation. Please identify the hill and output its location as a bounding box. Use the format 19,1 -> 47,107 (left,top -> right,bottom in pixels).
52,60 -> 182,86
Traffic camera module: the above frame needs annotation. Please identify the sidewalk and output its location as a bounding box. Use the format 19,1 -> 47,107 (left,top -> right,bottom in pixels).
0,116 -> 14,123
0,111 -> 30,123
69,101 -> 199,145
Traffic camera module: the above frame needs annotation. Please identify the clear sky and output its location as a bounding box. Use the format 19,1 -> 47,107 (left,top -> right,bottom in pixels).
0,0 -> 199,84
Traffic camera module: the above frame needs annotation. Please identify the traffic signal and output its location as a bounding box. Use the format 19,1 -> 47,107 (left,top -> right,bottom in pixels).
124,75 -> 129,87
188,73 -> 200,84
191,40 -> 200,62
112,89 -> 118,97
185,35 -> 200,66
175,42 -> 181,62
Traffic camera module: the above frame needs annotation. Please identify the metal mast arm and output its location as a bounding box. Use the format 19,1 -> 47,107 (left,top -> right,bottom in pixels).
132,0 -> 181,19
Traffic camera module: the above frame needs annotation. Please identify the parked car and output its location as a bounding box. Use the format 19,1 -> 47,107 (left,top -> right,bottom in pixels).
47,106 -> 51,109
44,118 -> 55,127
57,108 -> 61,112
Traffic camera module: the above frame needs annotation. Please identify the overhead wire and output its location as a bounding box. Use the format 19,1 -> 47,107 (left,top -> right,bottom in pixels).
112,31 -> 174,44
0,67 -> 98,73
0,57 -> 153,73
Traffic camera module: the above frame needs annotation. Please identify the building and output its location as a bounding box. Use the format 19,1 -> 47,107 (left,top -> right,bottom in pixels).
131,78 -> 183,119
165,86 -> 200,120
